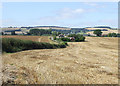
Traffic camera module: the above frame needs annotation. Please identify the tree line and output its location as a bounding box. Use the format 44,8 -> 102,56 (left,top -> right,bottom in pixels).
93,29 -> 119,37
28,29 -> 52,36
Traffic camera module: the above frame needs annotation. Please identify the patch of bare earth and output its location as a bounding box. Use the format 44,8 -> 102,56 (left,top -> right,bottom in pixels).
2,37 -> 118,84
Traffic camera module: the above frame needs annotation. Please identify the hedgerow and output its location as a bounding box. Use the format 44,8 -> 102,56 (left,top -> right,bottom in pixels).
2,38 -> 67,53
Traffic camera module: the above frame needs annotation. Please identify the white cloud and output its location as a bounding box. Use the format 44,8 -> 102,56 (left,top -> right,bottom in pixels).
74,8 -> 85,13
83,2 -> 107,8
56,8 -> 85,19
84,2 -> 98,6
35,8 -> 85,26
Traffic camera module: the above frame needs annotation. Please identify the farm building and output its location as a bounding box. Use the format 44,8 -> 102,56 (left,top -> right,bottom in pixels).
58,34 -> 65,38
67,37 -> 75,41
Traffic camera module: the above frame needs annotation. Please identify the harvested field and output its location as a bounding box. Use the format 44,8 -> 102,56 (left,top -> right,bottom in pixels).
2,37 -> 118,84
2,36 -> 50,43
86,29 -> 118,35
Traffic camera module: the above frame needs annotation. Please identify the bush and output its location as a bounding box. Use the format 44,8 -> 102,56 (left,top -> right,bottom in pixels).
53,36 -> 56,40
107,33 -> 117,37
60,38 -> 71,42
64,42 -> 68,46
117,33 -> 120,37
11,31 -> 16,35
2,38 -> 67,53
93,29 -> 102,36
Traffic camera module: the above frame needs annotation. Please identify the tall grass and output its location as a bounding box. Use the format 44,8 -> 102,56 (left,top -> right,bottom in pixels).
2,38 -> 67,53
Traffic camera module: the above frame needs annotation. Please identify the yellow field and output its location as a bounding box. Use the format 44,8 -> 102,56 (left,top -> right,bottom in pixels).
85,28 -> 111,30
2,37 -> 118,84
86,28 -> 118,35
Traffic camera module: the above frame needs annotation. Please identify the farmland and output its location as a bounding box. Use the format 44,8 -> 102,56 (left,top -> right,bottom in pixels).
2,37 -> 118,84
86,28 -> 118,35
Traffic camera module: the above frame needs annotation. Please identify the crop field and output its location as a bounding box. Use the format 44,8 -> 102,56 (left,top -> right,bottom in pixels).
87,30 -> 118,35
2,37 -> 118,84
86,28 -> 118,35
2,35 -> 50,43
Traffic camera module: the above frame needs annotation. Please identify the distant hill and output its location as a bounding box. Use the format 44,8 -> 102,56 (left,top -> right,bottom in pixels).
33,26 -> 71,30
85,28 -> 111,30
93,26 -> 111,29
1,26 -> 118,35
84,26 -> 118,35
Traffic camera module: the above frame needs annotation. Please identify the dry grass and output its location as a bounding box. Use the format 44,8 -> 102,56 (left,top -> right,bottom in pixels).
2,37 -> 118,84
2,35 -> 50,43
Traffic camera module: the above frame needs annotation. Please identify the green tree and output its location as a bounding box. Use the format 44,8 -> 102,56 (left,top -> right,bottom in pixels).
52,31 -> 57,36
11,31 -> 16,35
68,34 -> 85,42
111,33 -> 117,37
117,33 -> 120,37
27,32 -> 31,35
93,29 -> 102,36
1,32 -> 4,35
29,29 -> 52,36
108,33 -> 117,37
53,35 -> 56,40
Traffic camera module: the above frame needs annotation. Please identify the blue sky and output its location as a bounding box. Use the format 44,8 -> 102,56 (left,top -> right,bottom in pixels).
2,2 -> 118,28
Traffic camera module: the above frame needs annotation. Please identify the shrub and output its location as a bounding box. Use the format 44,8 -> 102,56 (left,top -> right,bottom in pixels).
93,29 -> 102,36
58,43 -> 66,48
64,42 -> 68,46
117,33 -> 120,37
2,38 -> 67,53
107,33 -> 117,37
60,38 -> 71,42
53,36 -> 56,40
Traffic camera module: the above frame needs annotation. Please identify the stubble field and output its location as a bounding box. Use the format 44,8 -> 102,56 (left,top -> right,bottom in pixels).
2,37 -> 118,84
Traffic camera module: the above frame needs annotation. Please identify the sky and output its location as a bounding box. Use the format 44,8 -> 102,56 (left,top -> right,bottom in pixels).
2,2 -> 118,28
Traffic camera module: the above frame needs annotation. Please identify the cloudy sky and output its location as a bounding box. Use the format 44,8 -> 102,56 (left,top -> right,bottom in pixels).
2,2 -> 118,28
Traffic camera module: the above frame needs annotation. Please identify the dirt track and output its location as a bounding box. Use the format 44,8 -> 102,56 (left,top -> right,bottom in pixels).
2,37 -> 118,84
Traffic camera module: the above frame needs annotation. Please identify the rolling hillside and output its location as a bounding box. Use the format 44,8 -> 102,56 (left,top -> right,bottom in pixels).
2,37 -> 118,84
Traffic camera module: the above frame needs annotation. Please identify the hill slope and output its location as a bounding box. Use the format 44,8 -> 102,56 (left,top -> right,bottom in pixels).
2,37 -> 118,84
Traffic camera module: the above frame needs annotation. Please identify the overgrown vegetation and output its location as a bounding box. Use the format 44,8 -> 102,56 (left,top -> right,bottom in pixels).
107,33 -> 118,37
60,38 -> 71,42
2,38 -> 67,53
102,33 -> 120,37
